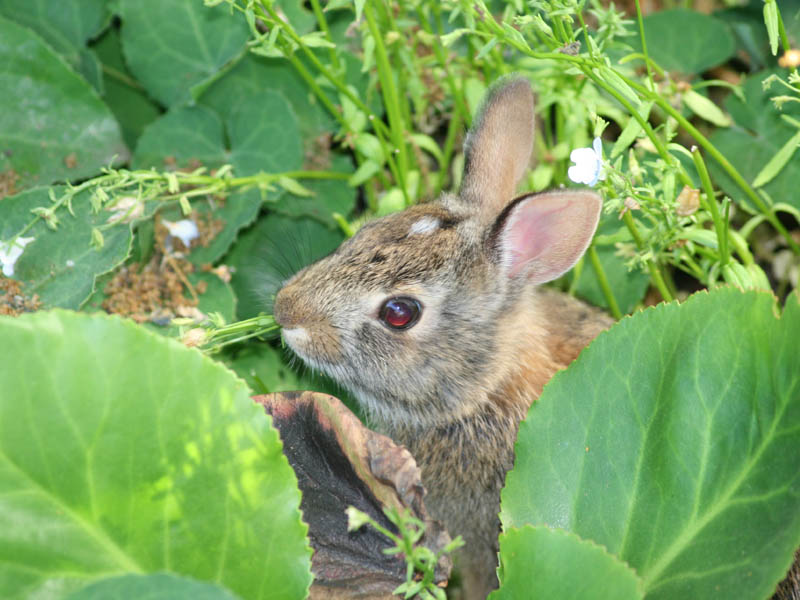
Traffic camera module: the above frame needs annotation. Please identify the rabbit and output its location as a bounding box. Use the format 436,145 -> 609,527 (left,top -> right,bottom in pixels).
273,77 -> 613,599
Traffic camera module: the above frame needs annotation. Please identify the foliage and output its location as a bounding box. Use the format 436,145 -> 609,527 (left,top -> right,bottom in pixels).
499,288 -> 800,598
346,506 -> 464,600
0,310 -> 312,599
0,0 -> 799,598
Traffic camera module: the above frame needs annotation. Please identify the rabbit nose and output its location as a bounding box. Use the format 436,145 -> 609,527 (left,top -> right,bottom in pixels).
273,286 -> 306,329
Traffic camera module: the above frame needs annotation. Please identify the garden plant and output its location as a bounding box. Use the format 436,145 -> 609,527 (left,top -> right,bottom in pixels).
0,0 -> 799,598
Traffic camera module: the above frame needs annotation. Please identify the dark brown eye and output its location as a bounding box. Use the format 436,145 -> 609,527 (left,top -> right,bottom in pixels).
379,297 -> 421,330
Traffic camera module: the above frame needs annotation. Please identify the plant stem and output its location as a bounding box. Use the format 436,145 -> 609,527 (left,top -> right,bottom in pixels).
364,0 -> 410,204
588,244 -> 623,318
307,0 -> 341,72
691,148 -> 729,267
634,0 -> 655,91
623,211 -> 674,302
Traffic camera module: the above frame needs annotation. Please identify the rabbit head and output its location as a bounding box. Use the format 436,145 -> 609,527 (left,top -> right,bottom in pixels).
273,77 -> 601,428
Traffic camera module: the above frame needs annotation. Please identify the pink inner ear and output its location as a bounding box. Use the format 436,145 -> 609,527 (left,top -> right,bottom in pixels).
501,191 -> 602,282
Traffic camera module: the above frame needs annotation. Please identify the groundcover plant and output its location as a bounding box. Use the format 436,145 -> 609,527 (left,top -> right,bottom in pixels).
0,0 -> 799,598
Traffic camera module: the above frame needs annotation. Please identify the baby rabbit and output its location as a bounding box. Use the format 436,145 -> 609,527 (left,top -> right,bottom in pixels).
273,77 -> 613,599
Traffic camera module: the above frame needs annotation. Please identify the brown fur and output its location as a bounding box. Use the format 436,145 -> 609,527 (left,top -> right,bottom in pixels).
273,78 -> 607,599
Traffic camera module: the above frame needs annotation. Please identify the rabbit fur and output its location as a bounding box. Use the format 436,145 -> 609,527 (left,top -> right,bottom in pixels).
274,77 -> 613,599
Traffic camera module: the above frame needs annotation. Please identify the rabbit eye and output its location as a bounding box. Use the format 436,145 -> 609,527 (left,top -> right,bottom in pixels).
379,297 -> 421,330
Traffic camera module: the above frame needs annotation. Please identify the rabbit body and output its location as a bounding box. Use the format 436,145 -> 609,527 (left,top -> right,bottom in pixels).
274,78 -> 611,599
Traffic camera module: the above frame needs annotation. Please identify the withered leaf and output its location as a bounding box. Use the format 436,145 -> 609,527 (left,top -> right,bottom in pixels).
254,391 -> 453,599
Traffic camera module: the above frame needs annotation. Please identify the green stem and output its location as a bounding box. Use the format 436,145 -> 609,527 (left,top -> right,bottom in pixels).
428,4 -> 471,124
776,4 -> 791,54
436,108 -> 463,196
691,147 -> 729,267
588,244 -> 623,318
623,211 -> 674,302
364,0 -> 410,204
634,0 -> 655,91
308,0 -> 341,72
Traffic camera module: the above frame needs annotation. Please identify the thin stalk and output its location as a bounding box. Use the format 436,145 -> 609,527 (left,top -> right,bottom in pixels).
777,5 -> 791,54
429,4 -> 471,125
308,0 -> 341,71
634,0 -> 655,91
364,0 -> 410,203
435,108 -> 463,196
588,244 -> 623,318
623,211 -> 674,302
691,147 -> 729,267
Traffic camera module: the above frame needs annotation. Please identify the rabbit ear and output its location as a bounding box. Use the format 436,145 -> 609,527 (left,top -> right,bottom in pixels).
488,190 -> 602,283
459,77 -> 534,221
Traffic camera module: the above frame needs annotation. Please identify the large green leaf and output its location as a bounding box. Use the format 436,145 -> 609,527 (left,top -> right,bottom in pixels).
629,9 -> 735,75
490,526 -> 643,600
132,94 -> 304,265
224,212 -> 344,320
118,0 -> 249,107
708,69 -> 800,211
0,16 -> 128,189
501,288 -> 800,600
0,187 -> 132,309
92,27 -> 162,149
0,310 -> 312,599
0,0 -> 109,91
198,54 -> 333,141
67,573 -> 240,600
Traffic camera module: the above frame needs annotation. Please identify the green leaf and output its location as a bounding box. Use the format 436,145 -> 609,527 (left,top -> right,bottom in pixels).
67,573 -> 241,600
92,27 -> 162,149
118,0 -> 249,107
0,187 -> 132,309
683,89 -> 731,127
751,128 -> 800,188
709,69 -> 800,211
225,213 -> 344,320
490,527 -> 643,600
763,0 -> 779,56
132,105 -> 227,170
501,288 -> 800,600
198,54 -> 331,140
630,10 -> 735,75
0,0 -> 109,69
611,102 -> 652,159
0,310 -> 312,599
569,219 -> 649,314
273,154 -> 356,228
0,16 -> 128,189
132,93 -> 304,265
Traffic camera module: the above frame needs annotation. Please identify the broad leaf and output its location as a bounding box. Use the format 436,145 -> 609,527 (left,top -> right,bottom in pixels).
92,27 -> 164,149
0,310 -> 312,599
0,0 -> 109,88
629,9 -> 735,75
708,69 -> 800,211
490,526 -> 643,600
0,187 -> 132,309
118,0 -> 249,107
224,213 -> 344,320
501,288 -> 800,600
0,17 -> 128,189
132,94 -> 304,265
67,573 -> 240,600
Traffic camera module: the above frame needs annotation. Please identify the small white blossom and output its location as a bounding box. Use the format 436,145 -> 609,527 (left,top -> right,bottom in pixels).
163,219 -> 199,247
568,137 -> 606,186
0,237 -> 35,277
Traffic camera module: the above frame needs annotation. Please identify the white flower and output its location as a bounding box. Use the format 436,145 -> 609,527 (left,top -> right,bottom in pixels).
0,237 -> 35,277
163,219 -> 199,247
568,137 -> 606,186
